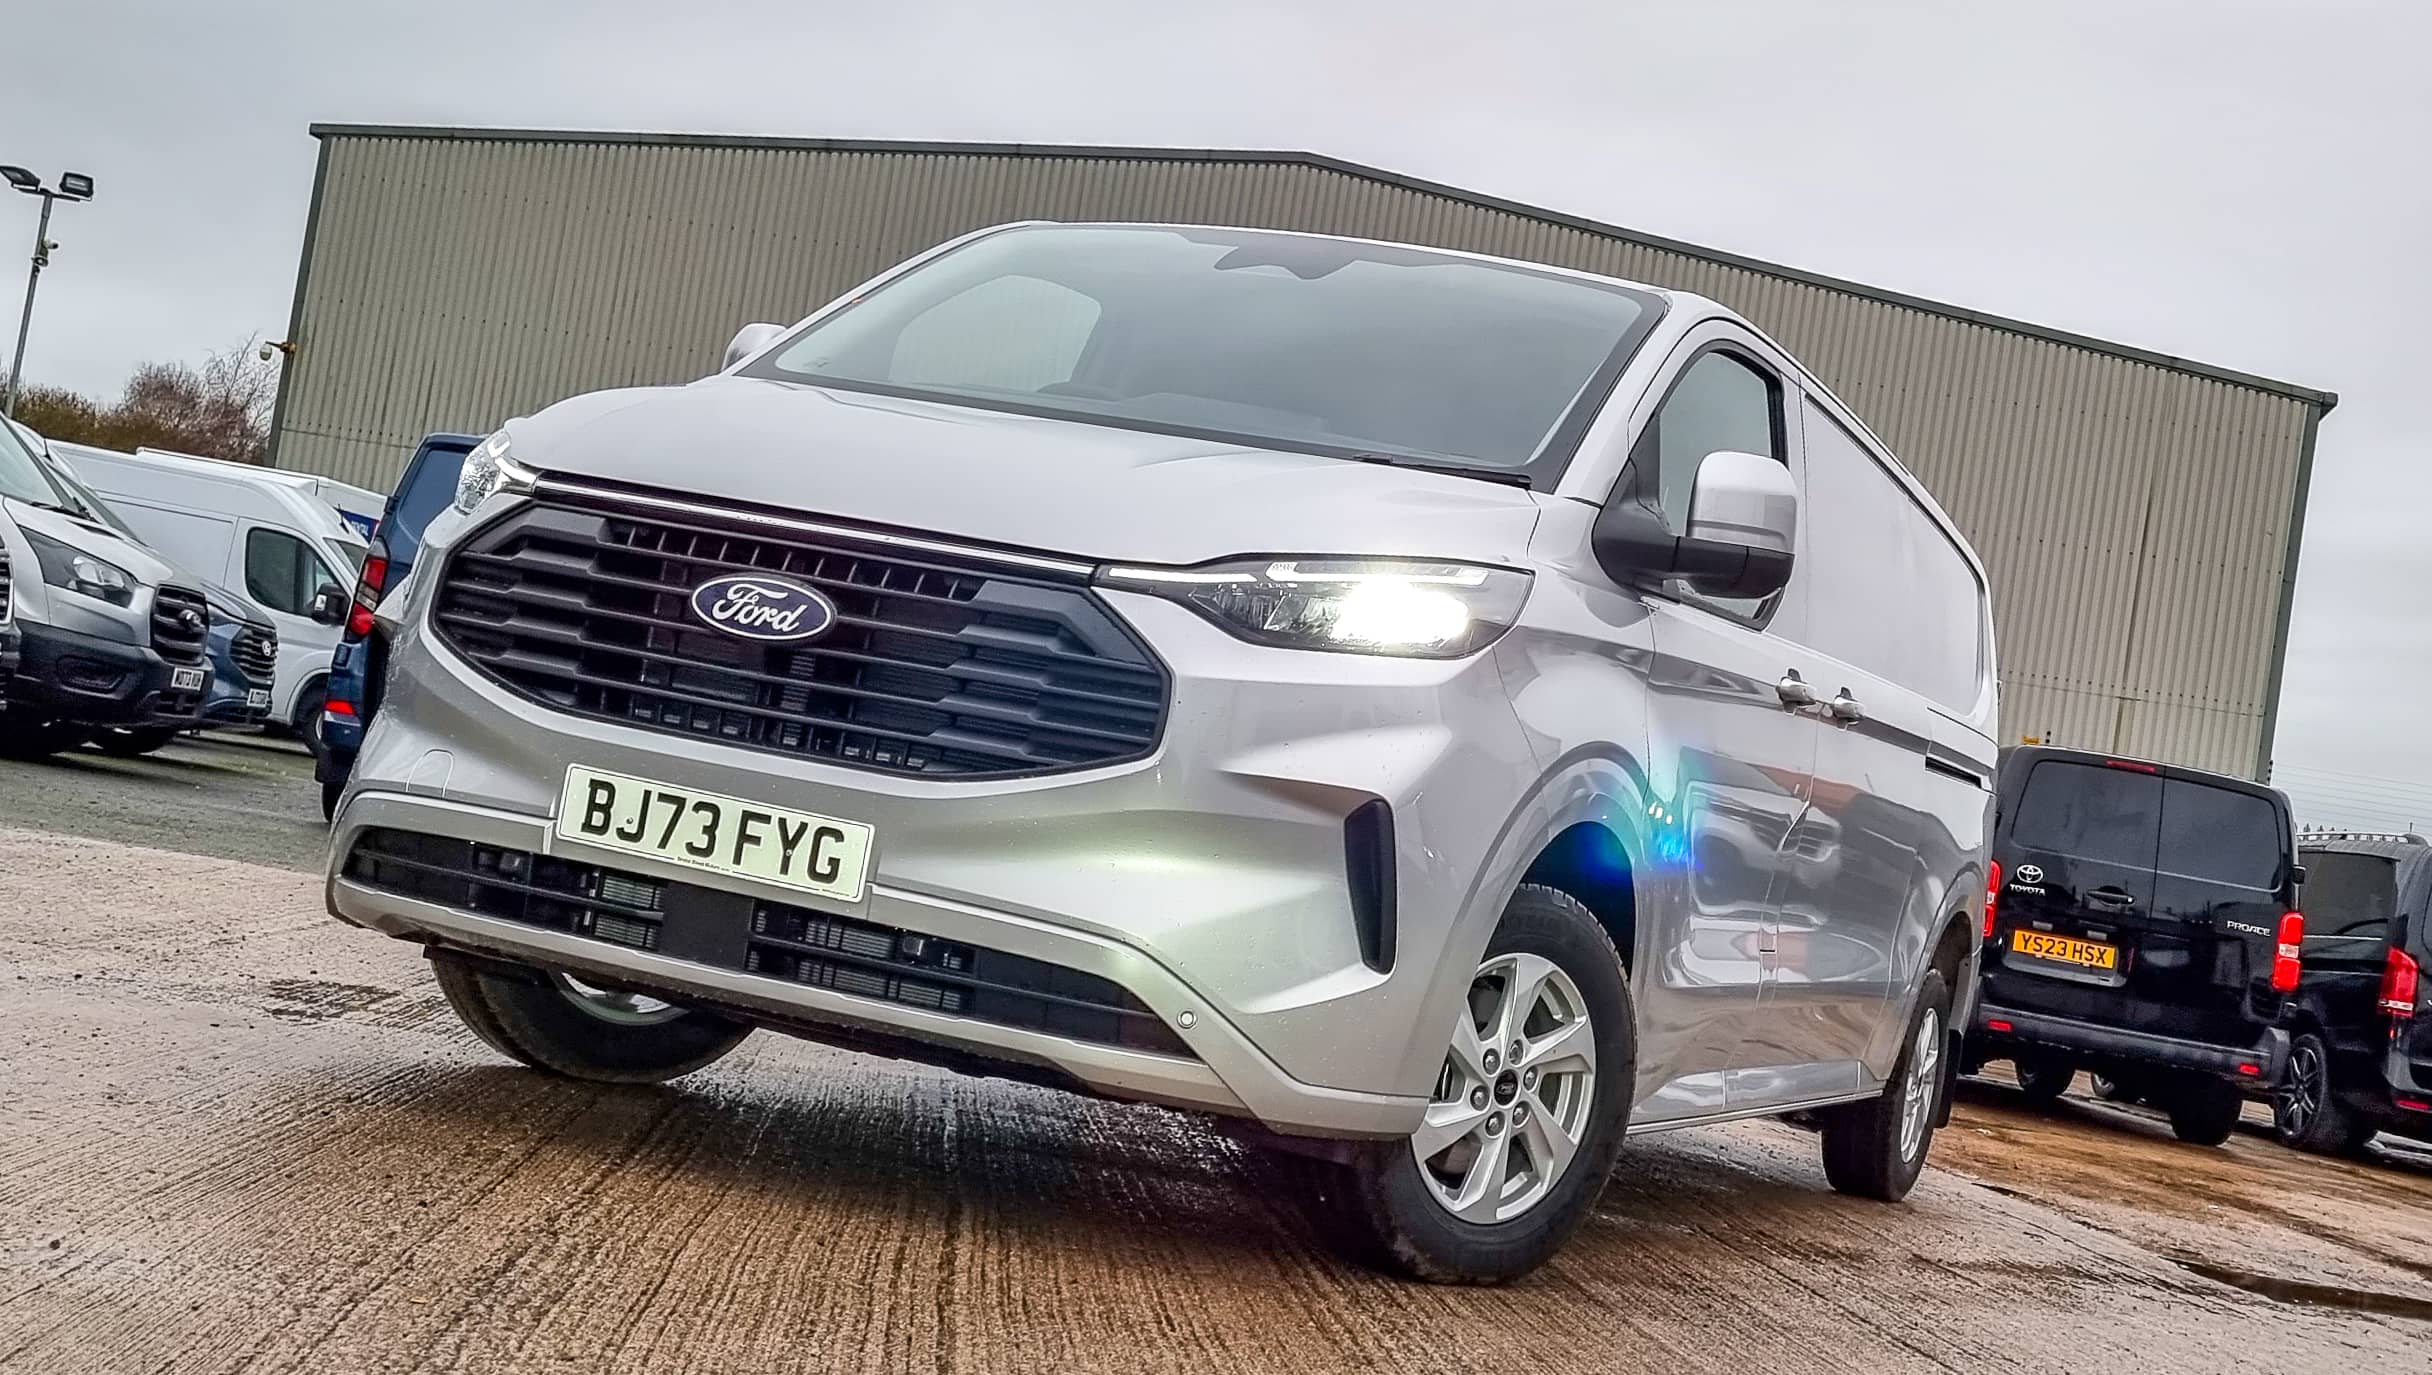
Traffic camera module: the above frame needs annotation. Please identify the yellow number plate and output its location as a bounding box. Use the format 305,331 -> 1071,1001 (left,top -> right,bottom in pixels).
2013,930 -> 2118,970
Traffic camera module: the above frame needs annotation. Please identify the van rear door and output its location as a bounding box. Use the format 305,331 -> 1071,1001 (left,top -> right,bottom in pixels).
1994,758 -> 2292,1046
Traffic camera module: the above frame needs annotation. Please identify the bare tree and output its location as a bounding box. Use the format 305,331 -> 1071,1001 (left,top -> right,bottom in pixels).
13,340 -> 279,463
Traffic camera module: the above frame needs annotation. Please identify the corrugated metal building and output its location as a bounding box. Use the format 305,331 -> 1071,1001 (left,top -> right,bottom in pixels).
269,125 -> 2337,778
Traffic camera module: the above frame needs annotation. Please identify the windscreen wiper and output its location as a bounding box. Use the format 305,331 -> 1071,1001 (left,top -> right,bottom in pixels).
1343,453 -> 1533,488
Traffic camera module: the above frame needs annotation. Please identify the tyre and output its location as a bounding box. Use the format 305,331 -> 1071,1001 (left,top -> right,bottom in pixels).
320,779 -> 344,823
1310,885 -> 1635,1283
92,726 -> 182,757
430,955 -> 750,1083
2274,1032 -> 2377,1155
2162,1073 -> 2243,1146
290,683 -> 328,761
1821,969 -> 1953,1201
0,713 -> 90,759
2012,1051 -> 2077,1106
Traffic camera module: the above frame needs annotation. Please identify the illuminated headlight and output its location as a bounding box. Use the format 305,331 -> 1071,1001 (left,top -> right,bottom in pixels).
453,429 -> 540,515
1099,558 -> 1532,659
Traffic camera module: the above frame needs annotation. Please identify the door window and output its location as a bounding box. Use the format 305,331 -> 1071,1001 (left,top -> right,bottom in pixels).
1628,349 -> 1784,618
245,528 -> 339,617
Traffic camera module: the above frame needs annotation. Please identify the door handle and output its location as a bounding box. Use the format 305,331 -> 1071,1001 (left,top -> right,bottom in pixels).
1825,689 -> 1864,723
1776,672 -> 1817,708
2084,887 -> 2137,912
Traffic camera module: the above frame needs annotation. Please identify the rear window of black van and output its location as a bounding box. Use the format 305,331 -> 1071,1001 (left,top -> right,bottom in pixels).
2300,852 -> 2398,941
2010,762 -> 2285,890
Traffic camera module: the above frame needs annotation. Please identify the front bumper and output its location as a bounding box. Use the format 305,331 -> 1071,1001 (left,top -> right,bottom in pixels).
333,583 -> 1542,1138
1971,1000 -> 2292,1086
10,620 -> 209,728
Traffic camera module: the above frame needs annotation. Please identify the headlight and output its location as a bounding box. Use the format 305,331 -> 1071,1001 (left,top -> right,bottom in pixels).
1099,557 -> 1532,659
23,530 -> 135,606
453,429 -> 540,515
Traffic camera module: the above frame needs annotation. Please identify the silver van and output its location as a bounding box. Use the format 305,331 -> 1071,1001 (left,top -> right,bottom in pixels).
327,223 -> 1998,1282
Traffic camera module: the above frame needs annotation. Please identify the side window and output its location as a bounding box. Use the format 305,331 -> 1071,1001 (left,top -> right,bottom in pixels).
245,528 -> 322,617
1629,348 -> 1784,618
890,274 -> 1101,394
1797,400 -> 1985,710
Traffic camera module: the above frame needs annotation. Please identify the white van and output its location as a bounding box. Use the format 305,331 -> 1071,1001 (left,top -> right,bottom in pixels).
59,442 -> 370,734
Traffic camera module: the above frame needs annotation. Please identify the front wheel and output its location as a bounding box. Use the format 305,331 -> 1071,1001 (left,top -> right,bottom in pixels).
0,712 -> 89,759
2163,1073 -> 2244,1146
1821,969 -> 1953,1201
1309,885 -> 1635,1284
431,955 -> 750,1083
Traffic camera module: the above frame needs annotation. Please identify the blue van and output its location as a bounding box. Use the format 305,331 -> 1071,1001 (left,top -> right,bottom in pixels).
316,433 -> 479,817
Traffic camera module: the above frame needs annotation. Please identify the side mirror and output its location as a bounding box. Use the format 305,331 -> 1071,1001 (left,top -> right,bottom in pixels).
1591,450 -> 1798,600
309,583 -> 348,626
723,321 -> 786,371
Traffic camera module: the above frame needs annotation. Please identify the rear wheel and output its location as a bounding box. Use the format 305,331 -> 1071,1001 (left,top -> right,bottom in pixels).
431,955 -> 750,1083
2162,1073 -> 2244,1146
2012,1051 -> 2077,1106
2274,1032 -> 2376,1155
320,779 -> 344,823
1822,969 -> 1953,1201
1306,885 -> 1634,1283
290,683 -> 328,761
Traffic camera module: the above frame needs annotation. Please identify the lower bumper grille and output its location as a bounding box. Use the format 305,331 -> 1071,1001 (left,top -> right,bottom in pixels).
344,828 -> 1191,1058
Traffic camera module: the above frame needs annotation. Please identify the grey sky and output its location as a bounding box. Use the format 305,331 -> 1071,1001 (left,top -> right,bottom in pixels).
4,0 -> 2426,822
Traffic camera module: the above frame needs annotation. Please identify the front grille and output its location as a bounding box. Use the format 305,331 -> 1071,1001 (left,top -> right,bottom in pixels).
344,828 -> 1191,1057
150,586 -> 210,664
430,486 -> 1166,778
232,623 -> 278,686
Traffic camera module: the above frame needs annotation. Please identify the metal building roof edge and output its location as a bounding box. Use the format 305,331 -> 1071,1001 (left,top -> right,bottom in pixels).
304,122 -> 2339,412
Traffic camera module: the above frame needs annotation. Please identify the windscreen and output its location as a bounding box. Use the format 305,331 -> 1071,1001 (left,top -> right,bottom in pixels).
2012,761 -> 2285,889
0,423 -> 72,507
745,225 -> 1660,479
2298,852 -> 2398,940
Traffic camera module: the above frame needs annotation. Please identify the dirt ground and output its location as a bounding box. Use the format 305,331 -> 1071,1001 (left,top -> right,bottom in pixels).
3,743 -> 2429,1373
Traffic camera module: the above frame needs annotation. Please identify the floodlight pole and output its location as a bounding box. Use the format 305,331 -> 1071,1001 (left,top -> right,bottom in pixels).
4,189 -> 57,419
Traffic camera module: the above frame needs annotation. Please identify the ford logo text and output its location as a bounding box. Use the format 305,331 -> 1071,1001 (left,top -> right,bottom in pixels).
688,573 -> 838,643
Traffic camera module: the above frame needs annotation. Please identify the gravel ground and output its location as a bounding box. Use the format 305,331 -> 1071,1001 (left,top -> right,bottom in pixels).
2,755 -> 2429,1373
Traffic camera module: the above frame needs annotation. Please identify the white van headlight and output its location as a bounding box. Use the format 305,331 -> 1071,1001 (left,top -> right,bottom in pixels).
1098,558 -> 1531,659
453,430 -> 540,515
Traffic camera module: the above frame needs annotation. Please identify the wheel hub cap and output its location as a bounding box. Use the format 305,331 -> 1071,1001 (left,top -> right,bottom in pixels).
1412,951 -> 1598,1224
1898,1008 -> 1943,1161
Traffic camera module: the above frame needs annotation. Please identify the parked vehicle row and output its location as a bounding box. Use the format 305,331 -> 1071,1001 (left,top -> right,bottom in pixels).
0,420 -> 358,760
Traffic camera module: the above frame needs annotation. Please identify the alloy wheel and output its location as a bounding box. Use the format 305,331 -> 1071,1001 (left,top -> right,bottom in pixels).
2281,1042 -> 2323,1135
1899,1008 -> 1944,1161
1412,951 -> 1598,1224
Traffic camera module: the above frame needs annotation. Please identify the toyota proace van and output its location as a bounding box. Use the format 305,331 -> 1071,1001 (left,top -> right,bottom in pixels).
327,223 -> 1999,1282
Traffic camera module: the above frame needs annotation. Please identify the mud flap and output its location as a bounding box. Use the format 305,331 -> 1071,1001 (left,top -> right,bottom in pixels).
1935,1026 -> 1964,1128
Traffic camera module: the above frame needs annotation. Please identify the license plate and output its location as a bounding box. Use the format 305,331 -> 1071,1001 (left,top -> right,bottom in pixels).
245,688 -> 271,709
554,765 -> 874,903
170,666 -> 206,691
2014,930 -> 2119,970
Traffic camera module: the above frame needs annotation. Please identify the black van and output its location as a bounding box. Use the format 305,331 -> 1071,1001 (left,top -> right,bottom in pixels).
1965,746 -> 2304,1145
2274,833 -> 2432,1154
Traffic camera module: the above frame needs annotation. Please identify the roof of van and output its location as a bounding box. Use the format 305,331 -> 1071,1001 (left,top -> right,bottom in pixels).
62,442 -> 367,544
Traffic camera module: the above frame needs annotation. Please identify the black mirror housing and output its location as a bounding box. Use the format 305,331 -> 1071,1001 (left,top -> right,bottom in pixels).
1591,503 -> 1793,600
309,584 -> 349,626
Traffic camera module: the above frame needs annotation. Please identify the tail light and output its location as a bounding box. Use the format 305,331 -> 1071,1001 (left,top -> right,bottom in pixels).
2270,912 -> 2304,993
347,539 -> 390,640
2382,948 -> 2421,1018
1983,861 -> 2002,940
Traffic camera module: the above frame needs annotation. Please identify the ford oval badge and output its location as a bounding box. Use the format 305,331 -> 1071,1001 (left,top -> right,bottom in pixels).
688,573 -> 837,643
